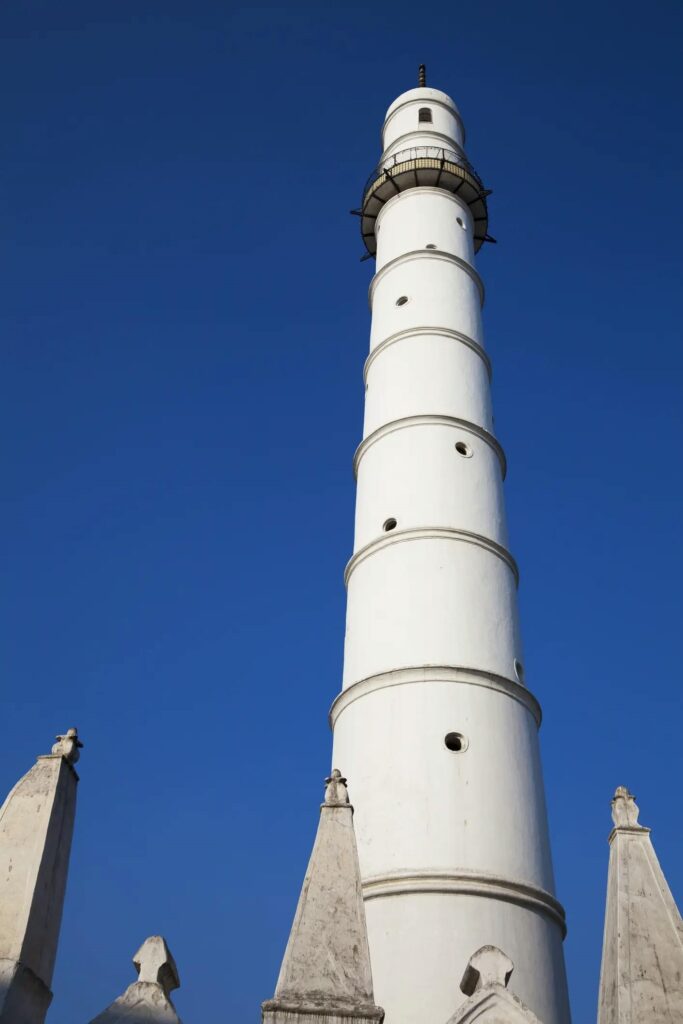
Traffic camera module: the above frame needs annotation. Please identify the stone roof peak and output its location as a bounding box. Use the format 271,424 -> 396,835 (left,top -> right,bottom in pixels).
88,935 -> 183,1024
262,770 -> 384,1024
0,731 -> 80,1023
323,768 -> 350,807
598,786 -> 683,1023
51,727 -> 83,766
460,946 -> 514,995
133,936 -> 180,995
446,946 -> 545,1023
611,786 -> 645,830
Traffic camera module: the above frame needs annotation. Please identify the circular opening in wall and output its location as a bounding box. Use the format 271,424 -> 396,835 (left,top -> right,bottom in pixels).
444,732 -> 467,752
395,296 -> 409,307
426,243 -> 437,249
383,517 -> 398,533
514,659 -> 525,683
456,217 -> 466,230
455,441 -> 473,458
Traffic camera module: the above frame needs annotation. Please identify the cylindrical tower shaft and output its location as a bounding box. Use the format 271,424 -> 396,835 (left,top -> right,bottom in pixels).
331,82 -> 571,1024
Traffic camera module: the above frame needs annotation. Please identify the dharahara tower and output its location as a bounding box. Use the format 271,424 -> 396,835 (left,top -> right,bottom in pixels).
330,67 -> 572,1024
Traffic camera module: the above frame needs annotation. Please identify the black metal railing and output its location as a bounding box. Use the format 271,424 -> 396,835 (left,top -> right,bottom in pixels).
361,146 -> 485,206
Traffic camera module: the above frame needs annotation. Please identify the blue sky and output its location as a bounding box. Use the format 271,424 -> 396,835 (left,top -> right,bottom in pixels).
2,2 -> 682,1021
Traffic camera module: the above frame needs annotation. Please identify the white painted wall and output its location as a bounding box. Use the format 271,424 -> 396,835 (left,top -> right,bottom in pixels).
381,87 -> 465,156
363,332 -> 493,436
331,85 -> 572,1024
375,190 -> 475,268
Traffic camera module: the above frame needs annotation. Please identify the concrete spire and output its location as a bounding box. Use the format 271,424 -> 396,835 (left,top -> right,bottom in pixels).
262,770 -> 384,1024
88,936 -> 182,1024
0,728 -> 82,1024
445,946 -> 546,1023
598,786 -> 683,1023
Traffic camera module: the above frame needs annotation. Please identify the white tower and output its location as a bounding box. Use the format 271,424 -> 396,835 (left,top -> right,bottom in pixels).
331,70 -> 572,1024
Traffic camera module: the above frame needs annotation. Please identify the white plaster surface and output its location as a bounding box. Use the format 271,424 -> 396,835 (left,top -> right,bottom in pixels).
381,88 -> 464,155
369,256 -> 483,350
342,538 -> 522,687
363,332 -> 493,437
353,422 -> 507,549
375,191 -> 475,269
331,79 -> 571,1024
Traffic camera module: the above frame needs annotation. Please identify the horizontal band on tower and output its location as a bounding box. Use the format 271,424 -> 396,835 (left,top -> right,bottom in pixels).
369,250 -> 485,308
344,526 -> 519,587
364,326 -> 492,382
381,129 -> 466,160
353,414 -> 506,479
360,868 -> 567,936
263,1001 -> 385,1023
329,665 -> 542,729
374,185 -> 480,229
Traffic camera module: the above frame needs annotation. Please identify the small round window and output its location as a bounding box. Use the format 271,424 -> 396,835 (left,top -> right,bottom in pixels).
456,217 -> 467,230
444,732 -> 468,752
514,659 -> 525,683
426,243 -> 437,249
383,517 -> 398,532
455,441 -> 473,458
396,296 -> 409,307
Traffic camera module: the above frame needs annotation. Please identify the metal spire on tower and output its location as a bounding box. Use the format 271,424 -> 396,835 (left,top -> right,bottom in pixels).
418,63 -> 426,87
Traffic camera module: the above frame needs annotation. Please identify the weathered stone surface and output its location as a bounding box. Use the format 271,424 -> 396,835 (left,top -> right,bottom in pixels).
51,728 -> 83,765
0,730 -> 81,1024
444,946 -> 545,1023
460,945 -> 514,996
262,770 -> 384,1024
0,960 -> 52,1024
88,936 -> 182,1024
598,786 -> 683,1023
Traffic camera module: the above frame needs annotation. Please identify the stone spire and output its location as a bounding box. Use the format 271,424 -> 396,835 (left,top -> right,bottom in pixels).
445,946 -> 546,1023
262,770 -> 384,1024
87,936 -> 182,1024
598,786 -> 683,1023
0,728 -> 82,1024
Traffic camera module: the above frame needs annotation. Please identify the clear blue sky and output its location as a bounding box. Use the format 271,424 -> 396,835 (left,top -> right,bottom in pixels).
2,2 -> 682,1022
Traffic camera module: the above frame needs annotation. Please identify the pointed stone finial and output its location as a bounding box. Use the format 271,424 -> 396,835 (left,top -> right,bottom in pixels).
418,64 -> 426,87
446,946 -> 545,1023
611,785 -> 646,829
598,785 -> 683,1023
0,733 -> 81,1024
262,769 -> 383,1024
51,727 -> 83,765
460,946 -> 514,996
323,768 -> 349,807
133,936 -> 179,995
88,936 -> 183,1024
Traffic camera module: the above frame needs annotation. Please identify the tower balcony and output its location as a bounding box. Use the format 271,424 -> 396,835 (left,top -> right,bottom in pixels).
359,146 -> 492,258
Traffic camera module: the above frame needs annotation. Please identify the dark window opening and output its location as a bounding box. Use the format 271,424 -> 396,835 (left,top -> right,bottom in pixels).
445,732 -> 467,752
418,107 -> 433,124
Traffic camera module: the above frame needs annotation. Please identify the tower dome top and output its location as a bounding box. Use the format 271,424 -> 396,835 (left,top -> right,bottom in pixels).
384,87 -> 461,126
